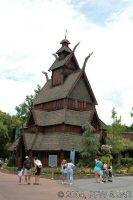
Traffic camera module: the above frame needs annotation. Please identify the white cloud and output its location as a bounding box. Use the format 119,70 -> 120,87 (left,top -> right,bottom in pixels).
0,0 -> 133,126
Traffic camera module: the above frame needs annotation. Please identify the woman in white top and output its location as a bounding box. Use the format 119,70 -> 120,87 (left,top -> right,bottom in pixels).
67,159 -> 75,185
34,157 -> 42,185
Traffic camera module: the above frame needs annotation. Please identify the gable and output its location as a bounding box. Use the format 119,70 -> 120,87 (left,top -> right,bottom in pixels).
69,77 -> 93,103
67,55 -> 79,70
33,70 -> 81,105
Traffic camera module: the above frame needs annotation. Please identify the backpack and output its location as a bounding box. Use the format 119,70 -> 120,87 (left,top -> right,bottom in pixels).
25,160 -> 31,170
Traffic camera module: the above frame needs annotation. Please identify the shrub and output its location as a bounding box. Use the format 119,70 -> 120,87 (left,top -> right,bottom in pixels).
40,168 -> 62,175
115,168 -> 128,174
127,167 -> 133,173
120,158 -> 133,167
76,168 -> 95,175
54,168 -> 62,174
101,156 -> 110,164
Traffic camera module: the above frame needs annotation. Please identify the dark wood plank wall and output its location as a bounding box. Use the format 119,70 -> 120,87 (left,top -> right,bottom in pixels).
28,124 -> 81,134
34,98 -> 95,111
52,68 -> 64,86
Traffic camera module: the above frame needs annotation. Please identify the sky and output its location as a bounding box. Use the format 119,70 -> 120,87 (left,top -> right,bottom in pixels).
0,0 -> 133,126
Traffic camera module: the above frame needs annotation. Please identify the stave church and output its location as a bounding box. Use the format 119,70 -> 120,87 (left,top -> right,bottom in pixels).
9,36 -> 107,166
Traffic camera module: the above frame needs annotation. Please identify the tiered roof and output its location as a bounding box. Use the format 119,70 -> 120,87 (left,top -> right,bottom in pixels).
9,37 -> 106,152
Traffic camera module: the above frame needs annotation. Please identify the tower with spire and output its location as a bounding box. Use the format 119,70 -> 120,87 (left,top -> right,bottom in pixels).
9,36 -> 107,167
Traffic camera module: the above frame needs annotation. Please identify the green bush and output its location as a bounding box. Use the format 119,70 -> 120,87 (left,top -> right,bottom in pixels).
127,167 -> 133,173
101,156 -> 110,164
7,155 -> 16,167
54,168 -> 62,174
115,168 -> 128,174
41,168 -> 62,175
75,168 -> 95,175
120,158 -> 133,167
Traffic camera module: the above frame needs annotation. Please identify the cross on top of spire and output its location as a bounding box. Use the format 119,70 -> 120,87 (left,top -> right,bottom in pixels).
60,30 -> 70,46
65,29 -> 67,39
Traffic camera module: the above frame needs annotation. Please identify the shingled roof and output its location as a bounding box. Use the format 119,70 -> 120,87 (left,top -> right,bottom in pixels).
8,138 -> 19,151
9,132 -> 82,151
56,46 -> 72,54
33,70 -> 97,105
27,109 -> 95,127
33,70 -> 81,105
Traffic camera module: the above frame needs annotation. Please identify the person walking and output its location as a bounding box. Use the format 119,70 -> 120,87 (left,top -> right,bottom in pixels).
0,159 -> 2,171
94,158 -> 103,183
67,159 -> 75,185
61,159 -> 67,184
108,163 -> 113,182
33,157 -> 42,185
18,167 -> 23,184
102,161 -> 108,183
23,156 -> 32,185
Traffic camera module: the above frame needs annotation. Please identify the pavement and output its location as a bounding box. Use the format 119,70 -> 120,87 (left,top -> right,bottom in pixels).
0,171 -> 133,200
60,176 -> 133,200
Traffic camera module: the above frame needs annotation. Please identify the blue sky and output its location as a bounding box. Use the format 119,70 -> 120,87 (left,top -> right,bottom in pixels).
0,0 -> 133,125
70,0 -> 129,25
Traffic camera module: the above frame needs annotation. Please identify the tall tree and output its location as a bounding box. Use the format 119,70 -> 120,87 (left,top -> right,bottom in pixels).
15,84 -> 41,121
0,122 -> 8,156
0,111 -> 21,157
108,107 -> 133,155
80,122 -> 100,166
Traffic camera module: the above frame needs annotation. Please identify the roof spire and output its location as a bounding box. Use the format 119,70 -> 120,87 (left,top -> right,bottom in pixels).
60,30 -> 70,46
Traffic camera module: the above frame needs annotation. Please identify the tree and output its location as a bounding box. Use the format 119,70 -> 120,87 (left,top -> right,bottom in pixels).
107,107 -> 133,165
108,108 -> 128,153
0,122 -> 8,156
0,110 -> 21,157
15,84 -> 41,121
80,122 -> 100,166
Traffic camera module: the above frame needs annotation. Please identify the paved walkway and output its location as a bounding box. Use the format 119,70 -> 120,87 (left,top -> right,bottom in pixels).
0,172 -> 132,200
0,172 -> 92,200
59,176 -> 133,200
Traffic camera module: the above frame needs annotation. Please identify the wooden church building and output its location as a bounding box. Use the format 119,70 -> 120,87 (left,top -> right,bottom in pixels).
9,37 -> 107,166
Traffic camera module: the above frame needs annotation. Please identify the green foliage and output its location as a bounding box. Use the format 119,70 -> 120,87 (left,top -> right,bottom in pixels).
0,111 -> 21,157
7,155 -> 16,167
120,158 -> 133,167
40,168 -> 62,174
0,122 -> 9,155
15,84 -> 41,121
80,122 -> 100,166
107,107 -> 130,154
127,167 -> 133,173
76,168 -> 95,175
101,156 -> 111,164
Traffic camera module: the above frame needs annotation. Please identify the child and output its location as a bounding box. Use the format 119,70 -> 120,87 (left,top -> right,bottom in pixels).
18,167 -> 23,184
108,163 -> 113,182
61,159 -> 67,184
102,162 -> 108,183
